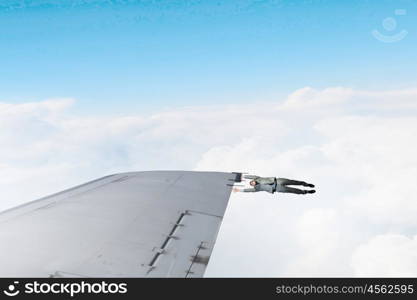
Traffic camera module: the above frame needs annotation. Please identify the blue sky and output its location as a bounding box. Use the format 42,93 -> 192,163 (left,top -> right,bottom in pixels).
0,0 -> 416,114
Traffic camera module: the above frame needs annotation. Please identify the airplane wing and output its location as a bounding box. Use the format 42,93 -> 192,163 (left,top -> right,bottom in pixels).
0,171 -> 241,277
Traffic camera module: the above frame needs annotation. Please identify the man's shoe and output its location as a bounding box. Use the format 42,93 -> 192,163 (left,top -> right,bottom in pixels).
307,190 -> 316,194
305,183 -> 315,188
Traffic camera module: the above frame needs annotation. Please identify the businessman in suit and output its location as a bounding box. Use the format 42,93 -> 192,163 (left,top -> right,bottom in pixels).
233,175 -> 315,194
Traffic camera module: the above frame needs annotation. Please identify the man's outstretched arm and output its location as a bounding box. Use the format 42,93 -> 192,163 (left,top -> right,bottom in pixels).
233,188 -> 257,192
243,175 -> 258,179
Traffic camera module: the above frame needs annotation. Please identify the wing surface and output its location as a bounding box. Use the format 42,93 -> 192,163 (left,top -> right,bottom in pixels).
0,171 -> 241,277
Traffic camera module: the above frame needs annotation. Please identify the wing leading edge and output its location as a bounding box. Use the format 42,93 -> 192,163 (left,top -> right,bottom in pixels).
0,171 -> 241,277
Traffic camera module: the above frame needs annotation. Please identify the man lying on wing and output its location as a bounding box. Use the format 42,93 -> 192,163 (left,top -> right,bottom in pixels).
233,175 -> 315,195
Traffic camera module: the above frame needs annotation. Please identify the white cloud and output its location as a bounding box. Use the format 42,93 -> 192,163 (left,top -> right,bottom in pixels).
281,86 -> 353,109
287,208 -> 343,276
1,86 -> 417,276
352,234 -> 417,277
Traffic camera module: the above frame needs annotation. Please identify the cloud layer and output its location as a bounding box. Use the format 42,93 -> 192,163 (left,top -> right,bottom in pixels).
1,86 -> 416,276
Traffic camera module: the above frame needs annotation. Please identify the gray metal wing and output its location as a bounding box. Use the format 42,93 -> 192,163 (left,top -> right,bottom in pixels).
0,171 -> 241,277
